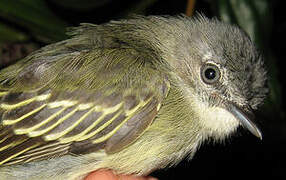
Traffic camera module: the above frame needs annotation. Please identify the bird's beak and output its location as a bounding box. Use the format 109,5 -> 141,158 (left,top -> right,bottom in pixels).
227,103 -> 262,140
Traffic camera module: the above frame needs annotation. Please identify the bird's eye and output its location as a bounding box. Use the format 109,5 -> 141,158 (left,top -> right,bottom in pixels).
201,63 -> 221,84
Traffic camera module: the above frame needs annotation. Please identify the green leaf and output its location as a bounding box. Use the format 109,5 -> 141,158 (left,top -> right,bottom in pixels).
0,0 -> 68,43
0,23 -> 28,42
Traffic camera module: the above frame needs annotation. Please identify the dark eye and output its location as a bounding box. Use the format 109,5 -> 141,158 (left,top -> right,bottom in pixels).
201,63 -> 221,84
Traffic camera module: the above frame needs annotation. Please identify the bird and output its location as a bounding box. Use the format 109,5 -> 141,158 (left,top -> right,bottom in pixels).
0,14 -> 268,180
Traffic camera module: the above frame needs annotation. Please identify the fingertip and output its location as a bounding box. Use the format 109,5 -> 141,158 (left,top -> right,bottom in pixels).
84,170 -> 158,180
85,170 -> 117,180
146,177 -> 158,180
117,174 -> 158,180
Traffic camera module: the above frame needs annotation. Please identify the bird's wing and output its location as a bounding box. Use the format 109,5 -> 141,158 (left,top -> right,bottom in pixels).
0,34 -> 170,165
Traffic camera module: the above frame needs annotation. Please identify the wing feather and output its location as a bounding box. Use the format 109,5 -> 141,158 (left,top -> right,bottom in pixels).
0,82 -> 167,165
0,137 -> 43,165
14,107 -> 68,135
0,40 -> 170,165
6,142 -> 70,165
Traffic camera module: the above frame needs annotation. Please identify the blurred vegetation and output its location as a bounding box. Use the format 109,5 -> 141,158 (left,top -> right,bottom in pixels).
0,0 -> 285,178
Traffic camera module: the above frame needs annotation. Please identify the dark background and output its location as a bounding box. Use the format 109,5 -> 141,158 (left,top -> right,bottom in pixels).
0,0 -> 285,179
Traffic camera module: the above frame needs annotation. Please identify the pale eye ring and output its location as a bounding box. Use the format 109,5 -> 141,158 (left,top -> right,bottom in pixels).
201,63 -> 221,84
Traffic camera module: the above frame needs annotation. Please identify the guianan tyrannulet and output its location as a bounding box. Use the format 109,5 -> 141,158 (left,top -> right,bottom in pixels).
0,15 -> 268,180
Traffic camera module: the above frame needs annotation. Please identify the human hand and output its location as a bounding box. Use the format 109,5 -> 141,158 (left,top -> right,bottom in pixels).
84,170 -> 158,180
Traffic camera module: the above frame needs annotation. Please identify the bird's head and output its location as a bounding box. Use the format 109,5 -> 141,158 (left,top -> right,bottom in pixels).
100,15 -> 268,140
164,16 -> 268,140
